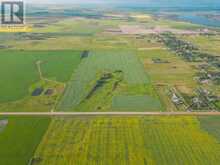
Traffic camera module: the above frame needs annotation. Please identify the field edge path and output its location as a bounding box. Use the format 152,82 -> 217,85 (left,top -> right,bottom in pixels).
0,112 -> 220,116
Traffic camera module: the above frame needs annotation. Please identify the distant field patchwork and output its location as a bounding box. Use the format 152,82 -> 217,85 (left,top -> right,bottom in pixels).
34,116 -> 220,165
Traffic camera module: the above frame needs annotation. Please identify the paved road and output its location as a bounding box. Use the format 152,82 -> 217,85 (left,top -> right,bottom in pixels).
0,112 -> 220,116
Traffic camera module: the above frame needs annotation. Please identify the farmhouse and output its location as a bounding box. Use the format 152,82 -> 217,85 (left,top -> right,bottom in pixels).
171,93 -> 182,105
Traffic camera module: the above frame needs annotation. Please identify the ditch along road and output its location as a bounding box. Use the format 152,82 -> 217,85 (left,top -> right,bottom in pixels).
0,112 -> 220,116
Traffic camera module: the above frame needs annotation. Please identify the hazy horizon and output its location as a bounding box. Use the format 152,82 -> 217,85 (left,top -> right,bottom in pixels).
26,0 -> 220,7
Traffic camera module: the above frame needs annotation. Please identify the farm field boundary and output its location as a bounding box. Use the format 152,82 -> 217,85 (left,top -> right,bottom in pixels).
0,112 -> 220,116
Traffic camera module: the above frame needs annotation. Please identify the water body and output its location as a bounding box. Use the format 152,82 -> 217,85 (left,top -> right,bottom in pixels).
177,13 -> 220,27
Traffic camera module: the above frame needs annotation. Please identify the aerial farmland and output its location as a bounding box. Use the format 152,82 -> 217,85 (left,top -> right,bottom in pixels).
0,1 -> 220,165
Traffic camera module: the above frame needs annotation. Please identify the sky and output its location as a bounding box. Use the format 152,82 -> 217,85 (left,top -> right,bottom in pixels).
27,0 -> 220,7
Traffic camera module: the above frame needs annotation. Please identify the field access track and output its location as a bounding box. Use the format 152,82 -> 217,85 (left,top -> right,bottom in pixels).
0,112 -> 220,116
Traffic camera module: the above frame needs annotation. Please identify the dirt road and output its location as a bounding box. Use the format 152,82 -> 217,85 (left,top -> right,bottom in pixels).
0,112 -> 220,116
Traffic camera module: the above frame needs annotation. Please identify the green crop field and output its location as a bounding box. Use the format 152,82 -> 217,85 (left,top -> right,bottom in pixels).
199,116 -> 220,141
57,50 -> 152,111
112,95 -> 163,111
0,50 -> 81,103
0,117 -> 50,165
180,35 -> 220,56
33,116 -> 220,165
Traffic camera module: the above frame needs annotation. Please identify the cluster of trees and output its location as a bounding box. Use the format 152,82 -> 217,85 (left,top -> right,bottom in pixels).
159,33 -> 220,68
189,88 -> 219,110
197,71 -> 220,85
159,33 -> 199,62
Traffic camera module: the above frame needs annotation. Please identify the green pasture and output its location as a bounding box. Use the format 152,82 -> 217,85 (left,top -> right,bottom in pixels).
0,80 -> 63,112
0,117 -> 50,165
57,50 -> 151,111
199,116 -> 220,141
112,95 -> 163,111
0,50 -> 81,103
